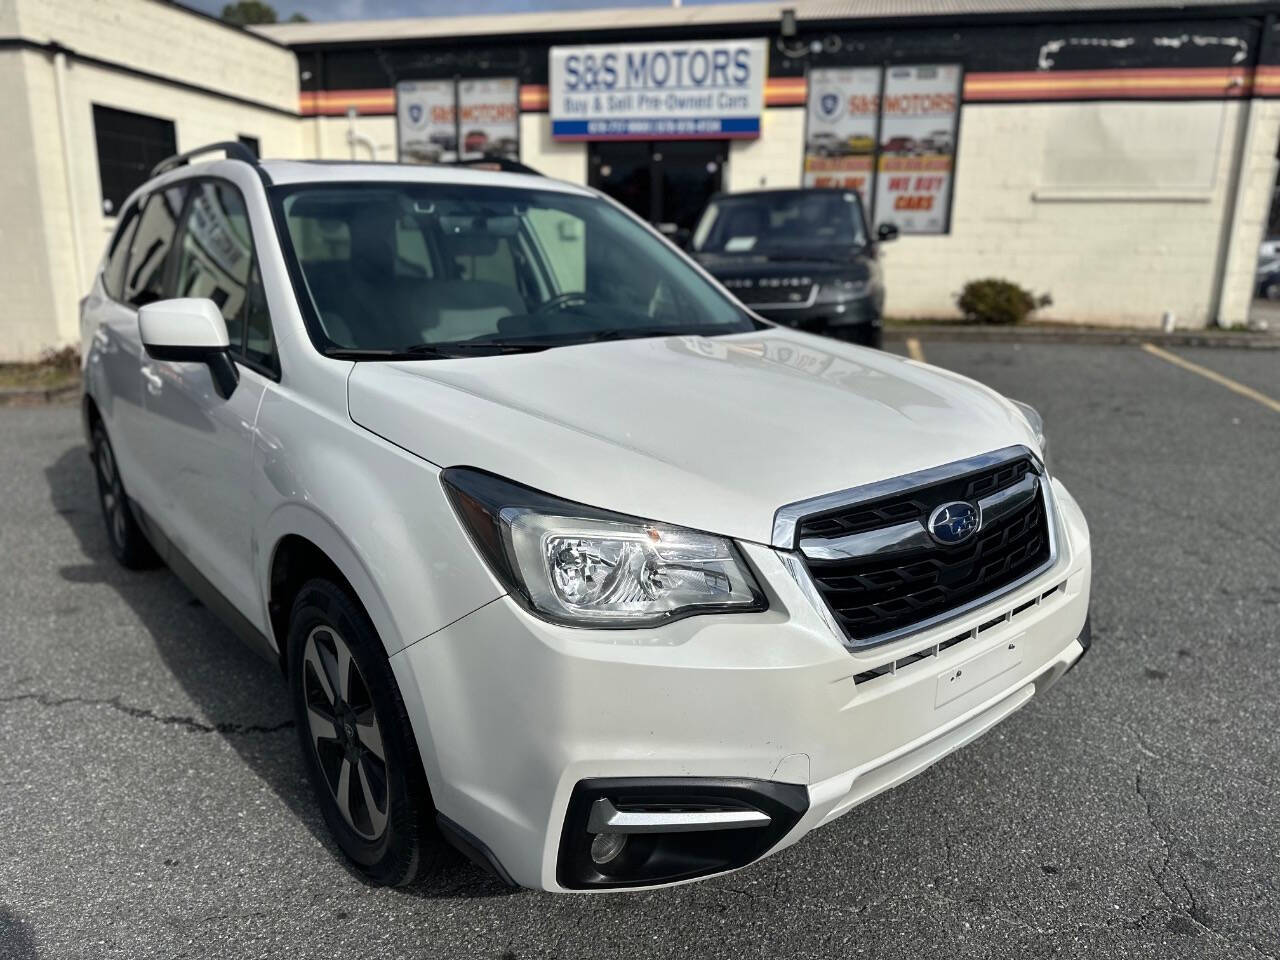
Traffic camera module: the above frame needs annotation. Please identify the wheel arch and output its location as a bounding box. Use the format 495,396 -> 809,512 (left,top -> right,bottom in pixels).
262,503 -> 406,669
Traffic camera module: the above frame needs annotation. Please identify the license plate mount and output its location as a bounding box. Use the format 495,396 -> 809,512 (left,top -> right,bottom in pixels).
935,634 -> 1024,708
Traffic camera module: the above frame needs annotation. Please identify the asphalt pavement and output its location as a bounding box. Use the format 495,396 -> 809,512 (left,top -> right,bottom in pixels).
1,341 -> 1278,960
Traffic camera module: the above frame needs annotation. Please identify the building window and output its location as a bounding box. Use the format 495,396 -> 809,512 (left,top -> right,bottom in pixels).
92,105 -> 177,216
238,135 -> 260,159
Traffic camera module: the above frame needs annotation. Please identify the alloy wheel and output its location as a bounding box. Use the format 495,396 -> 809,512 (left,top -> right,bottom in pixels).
302,625 -> 389,841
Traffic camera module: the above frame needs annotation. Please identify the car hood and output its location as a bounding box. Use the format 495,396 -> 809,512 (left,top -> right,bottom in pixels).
347,329 -> 1039,545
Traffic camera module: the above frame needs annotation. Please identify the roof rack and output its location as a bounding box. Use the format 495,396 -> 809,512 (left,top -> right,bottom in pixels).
151,141 -> 259,178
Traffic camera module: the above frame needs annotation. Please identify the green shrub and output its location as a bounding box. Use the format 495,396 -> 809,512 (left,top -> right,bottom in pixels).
956,279 -> 1052,325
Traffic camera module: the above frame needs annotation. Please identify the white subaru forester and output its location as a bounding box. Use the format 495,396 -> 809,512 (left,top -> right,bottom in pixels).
80,144 -> 1091,892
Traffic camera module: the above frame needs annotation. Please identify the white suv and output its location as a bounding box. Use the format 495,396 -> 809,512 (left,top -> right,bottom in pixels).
80,144 -> 1091,892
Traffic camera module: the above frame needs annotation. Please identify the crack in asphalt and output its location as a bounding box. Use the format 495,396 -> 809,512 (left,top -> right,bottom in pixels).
0,692 -> 294,735
1134,768 -> 1280,959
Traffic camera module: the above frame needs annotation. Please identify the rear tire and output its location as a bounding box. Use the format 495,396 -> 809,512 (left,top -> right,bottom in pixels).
90,423 -> 159,569
287,577 -> 446,886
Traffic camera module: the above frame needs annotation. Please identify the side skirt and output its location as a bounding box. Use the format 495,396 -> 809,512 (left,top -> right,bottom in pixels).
131,500 -> 281,668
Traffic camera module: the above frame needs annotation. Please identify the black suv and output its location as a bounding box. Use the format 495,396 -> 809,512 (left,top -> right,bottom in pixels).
688,188 -> 896,348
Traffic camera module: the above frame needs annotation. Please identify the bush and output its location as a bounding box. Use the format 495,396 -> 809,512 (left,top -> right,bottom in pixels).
956,279 -> 1052,325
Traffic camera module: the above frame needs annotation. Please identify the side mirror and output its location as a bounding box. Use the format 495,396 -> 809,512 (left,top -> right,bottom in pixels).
139,298 -> 239,400
876,223 -> 900,243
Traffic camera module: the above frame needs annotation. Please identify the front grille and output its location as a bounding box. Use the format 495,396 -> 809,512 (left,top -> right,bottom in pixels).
799,458 -> 1032,540
745,283 -> 816,307
797,455 -> 1052,645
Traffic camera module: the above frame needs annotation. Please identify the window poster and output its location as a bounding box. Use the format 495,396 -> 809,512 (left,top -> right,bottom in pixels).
396,80 -> 459,165
872,64 -> 962,234
803,67 -> 882,212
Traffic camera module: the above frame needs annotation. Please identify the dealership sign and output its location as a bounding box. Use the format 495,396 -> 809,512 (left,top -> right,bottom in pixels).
549,39 -> 766,140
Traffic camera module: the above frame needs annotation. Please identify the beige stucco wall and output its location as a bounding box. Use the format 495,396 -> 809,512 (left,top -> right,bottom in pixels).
0,51 -> 61,361
1217,98 -> 1280,327
725,107 -> 804,192
878,100 -> 1253,327
12,0 -> 297,113
0,0 -> 305,361
519,113 -> 587,185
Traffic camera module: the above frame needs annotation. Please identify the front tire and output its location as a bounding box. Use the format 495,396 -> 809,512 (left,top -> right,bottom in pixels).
90,423 -> 158,569
287,578 -> 445,886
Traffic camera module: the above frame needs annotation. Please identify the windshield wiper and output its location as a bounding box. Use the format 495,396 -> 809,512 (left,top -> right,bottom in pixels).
402,341 -> 551,358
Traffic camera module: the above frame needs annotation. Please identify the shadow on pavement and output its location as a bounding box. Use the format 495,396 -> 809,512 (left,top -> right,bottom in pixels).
44,443 -> 512,900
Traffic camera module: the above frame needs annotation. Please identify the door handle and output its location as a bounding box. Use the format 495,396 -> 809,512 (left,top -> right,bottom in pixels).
141,365 -> 163,395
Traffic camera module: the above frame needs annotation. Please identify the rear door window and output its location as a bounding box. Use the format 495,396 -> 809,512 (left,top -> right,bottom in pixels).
123,184 -> 187,307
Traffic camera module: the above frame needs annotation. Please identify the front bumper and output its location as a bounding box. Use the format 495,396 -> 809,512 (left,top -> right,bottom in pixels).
753,297 -> 883,346
389,477 -> 1091,891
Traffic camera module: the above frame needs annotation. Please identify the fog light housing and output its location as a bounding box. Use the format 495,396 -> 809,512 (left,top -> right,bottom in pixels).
590,832 -> 628,865
557,778 -> 809,890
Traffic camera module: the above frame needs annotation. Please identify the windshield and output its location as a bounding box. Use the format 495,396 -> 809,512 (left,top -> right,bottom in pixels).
691,191 -> 868,257
272,181 -> 758,356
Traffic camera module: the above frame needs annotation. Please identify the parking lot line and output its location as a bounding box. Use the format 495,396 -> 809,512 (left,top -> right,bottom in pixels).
906,337 -> 925,362
1140,342 -> 1280,414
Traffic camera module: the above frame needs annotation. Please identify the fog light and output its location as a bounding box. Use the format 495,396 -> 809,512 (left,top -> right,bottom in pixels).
590,832 -> 627,865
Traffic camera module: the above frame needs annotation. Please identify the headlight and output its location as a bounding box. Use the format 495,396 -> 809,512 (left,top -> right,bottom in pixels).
442,468 -> 766,628
1010,399 -> 1050,471
815,278 -> 871,303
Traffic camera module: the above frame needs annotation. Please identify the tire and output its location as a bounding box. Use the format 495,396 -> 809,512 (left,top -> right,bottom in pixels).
90,422 -> 159,569
287,578 -> 446,886
1265,281 -> 1280,301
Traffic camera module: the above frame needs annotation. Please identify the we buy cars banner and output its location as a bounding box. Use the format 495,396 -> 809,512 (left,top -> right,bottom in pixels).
803,67 -> 882,212
873,64 -> 962,234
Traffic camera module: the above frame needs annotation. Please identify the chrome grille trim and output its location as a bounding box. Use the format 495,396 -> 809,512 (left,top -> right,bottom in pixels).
770,444 -> 1040,550
773,445 -> 1061,652
798,472 -> 1042,562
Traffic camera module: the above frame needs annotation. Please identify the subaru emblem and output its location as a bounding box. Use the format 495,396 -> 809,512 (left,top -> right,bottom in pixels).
927,501 -> 979,546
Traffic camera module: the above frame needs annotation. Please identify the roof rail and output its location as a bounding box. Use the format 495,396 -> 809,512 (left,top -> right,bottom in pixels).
452,157 -> 542,177
151,141 -> 259,178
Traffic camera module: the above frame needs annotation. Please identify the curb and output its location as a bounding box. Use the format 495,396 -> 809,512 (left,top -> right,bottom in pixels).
883,325 -> 1280,349
0,382 -> 80,408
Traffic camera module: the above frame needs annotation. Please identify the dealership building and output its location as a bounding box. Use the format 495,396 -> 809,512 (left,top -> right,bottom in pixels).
2,0 -> 1278,360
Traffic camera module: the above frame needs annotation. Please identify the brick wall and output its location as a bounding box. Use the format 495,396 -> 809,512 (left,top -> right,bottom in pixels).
14,0 -> 297,113
877,100 -> 1250,327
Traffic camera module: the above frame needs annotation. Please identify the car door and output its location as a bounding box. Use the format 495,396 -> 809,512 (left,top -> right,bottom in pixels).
95,184 -> 188,513
141,178 -> 273,619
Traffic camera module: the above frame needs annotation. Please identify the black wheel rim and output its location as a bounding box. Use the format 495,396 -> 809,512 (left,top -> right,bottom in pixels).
94,434 -> 128,550
303,625 -> 389,841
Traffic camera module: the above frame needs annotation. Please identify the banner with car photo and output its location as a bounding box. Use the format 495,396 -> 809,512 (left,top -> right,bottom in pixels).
396,78 -> 519,165
458,78 -> 519,162
802,67 -> 881,212
872,64 -> 962,235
